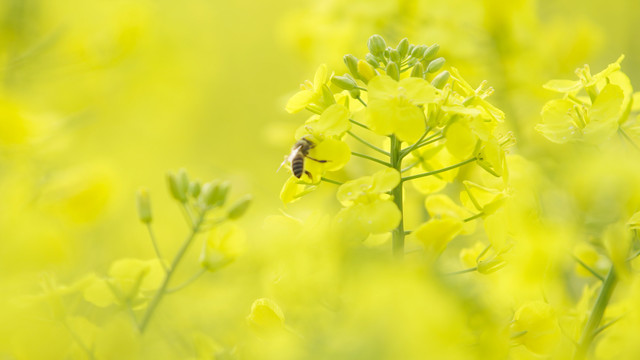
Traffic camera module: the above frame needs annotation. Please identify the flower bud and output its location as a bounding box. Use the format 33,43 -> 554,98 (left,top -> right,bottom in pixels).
411,45 -> 427,59
397,38 -> 410,58
423,44 -> 440,61
367,34 -> 386,56
227,194 -> 252,220
200,180 -> 230,208
389,49 -> 401,63
365,53 -> 379,68
189,181 -> 201,198
426,57 -> 446,73
349,88 -> 361,99
430,70 -> 450,89
246,298 -> 286,336
167,172 -> 187,203
331,75 -> 358,90
386,62 -> 399,81
410,63 -> 424,78
357,59 -> 377,83
136,188 -> 152,223
343,54 -> 359,76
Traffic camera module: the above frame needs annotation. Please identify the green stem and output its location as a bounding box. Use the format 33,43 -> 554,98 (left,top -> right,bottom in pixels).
138,211 -> 206,333
146,224 -> 168,272
347,130 -> 390,156
405,133 -> 444,155
445,267 -> 478,276
399,127 -> 432,159
349,119 -> 371,130
351,152 -> 390,167
573,266 -> 618,360
63,319 -> 96,360
356,97 -> 368,107
166,268 -> 206,294
572,254 -> 605,281
463,212 -> 484,222
401,157 -> 476,183
390,135 -> 405,257
321,177 -> 343,186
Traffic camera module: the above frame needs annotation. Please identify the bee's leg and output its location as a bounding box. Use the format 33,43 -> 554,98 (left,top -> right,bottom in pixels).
306,156 -> 328,163
305,170 -> 313,180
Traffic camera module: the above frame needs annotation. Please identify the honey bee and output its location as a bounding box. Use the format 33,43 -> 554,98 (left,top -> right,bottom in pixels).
279,137 -> 327,179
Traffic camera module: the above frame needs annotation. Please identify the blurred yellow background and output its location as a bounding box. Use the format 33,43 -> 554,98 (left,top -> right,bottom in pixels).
1,0 -> 640,358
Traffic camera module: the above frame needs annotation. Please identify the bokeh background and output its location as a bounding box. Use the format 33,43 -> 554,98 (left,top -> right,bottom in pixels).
1,0 -> 640,358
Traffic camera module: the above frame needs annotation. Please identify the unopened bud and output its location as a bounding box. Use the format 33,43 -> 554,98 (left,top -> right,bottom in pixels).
426,57 -> 446,73
365,54 -> 379,68
227,194 -> 252,220
411,45 -> 427,59
167,172 -> 187,203
200,180 -> 230,208
410,63 -> 425,78
343,54 -> 359,76
349,88 -> 361,99
136,188 -> 152,223
423,44 -> 440,61
431,70 -> 450,89
397,38 -> 410,58
331,75 -> 357,90
189,181 -> 201,198
389,49 -> 401,63
386,62 -> 399,81
357,60 -> 377,83
367,34 -> 386,56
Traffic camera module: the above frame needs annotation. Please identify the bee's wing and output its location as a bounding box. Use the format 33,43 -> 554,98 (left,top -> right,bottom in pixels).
277,145 -> 302,173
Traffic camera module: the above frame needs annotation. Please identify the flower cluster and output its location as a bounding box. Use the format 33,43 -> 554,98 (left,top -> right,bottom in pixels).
281,35 -> 512,259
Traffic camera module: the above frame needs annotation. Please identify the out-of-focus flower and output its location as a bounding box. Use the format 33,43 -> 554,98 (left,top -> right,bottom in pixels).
536,56 -> 630,144
334,168 -> 401,236
200,223 -> 246,272
510,301 -> 561,356
246,298 -> 286,336
83,258 -> 164,308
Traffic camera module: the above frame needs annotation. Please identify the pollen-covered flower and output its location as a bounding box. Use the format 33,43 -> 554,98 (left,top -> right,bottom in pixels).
365,75 -> 436,143
334,168 -> 401,236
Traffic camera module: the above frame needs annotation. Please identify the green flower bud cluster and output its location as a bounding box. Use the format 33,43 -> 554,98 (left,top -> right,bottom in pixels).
342,35 -> 444,84
165,169 -> 252,219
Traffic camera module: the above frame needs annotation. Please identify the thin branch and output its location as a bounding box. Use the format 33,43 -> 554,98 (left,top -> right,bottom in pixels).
445,267 -> 477,276
401,157 -> 476,182
572,255 -> 605,281
321,177 -> 343,186
146,224 -> 168,272
351,152 -> 390,167
356,97 -> 367,107
349,119 -> 371,130
166,268 -> 207,294
463,213 -> 485,222
347,130 -> 390,156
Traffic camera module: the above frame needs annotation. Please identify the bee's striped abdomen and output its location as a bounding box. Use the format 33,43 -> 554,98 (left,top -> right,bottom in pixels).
292,156 -> 305,178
